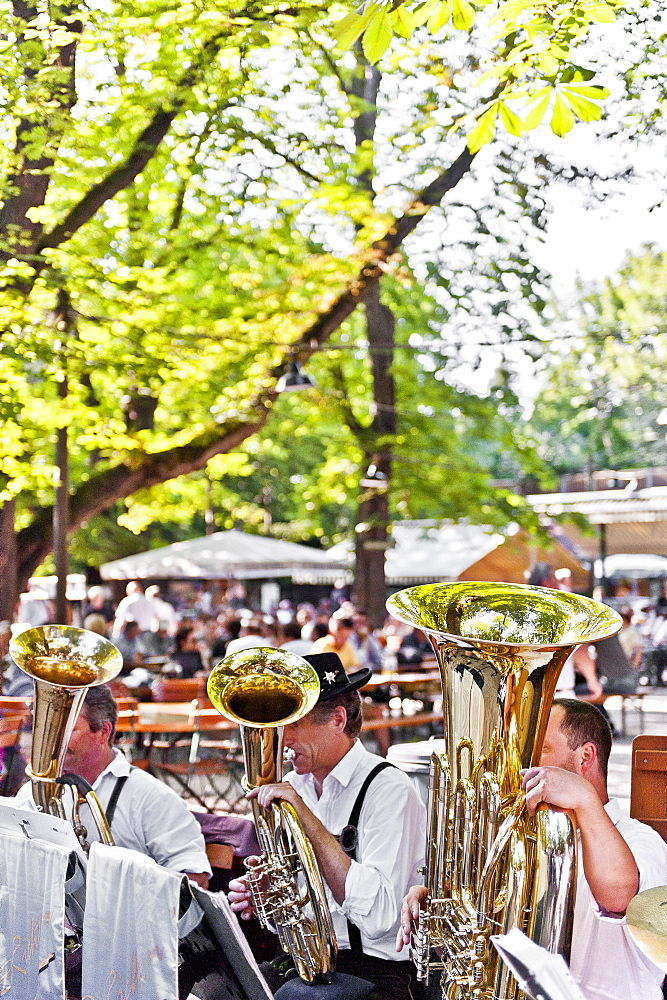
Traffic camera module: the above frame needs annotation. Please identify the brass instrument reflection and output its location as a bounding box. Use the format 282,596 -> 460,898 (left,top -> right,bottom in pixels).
9,624 -> 123,849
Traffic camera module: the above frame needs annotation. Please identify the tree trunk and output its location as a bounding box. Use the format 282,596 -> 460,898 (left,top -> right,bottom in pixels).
347,53 -> 396,630
353,283 -> 396,630
354,451 -> 391,630
0,500 -> 18,621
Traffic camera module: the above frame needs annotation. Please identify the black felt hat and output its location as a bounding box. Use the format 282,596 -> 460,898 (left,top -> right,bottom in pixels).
303,652 -> 372,702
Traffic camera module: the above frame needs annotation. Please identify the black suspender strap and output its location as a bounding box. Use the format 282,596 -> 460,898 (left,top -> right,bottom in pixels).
105,771 -> 133,829
342,760 -> 394,956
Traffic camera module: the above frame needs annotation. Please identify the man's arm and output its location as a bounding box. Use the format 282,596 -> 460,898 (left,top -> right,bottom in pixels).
186,871 -> 210,889
396,884 -> 427,952
523,766 -> 639,914
574,645 -> 604,700
135,777 -> 212,884
248,774 -> 425,941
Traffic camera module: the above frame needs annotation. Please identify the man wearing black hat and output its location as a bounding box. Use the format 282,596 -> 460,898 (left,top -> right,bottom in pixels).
228,652 -> 426,1000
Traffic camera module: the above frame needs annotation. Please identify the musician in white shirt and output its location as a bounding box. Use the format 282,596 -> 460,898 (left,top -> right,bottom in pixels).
15,685 -> 211,886
228,652 -> 426,1000
397,699 -> 667,1000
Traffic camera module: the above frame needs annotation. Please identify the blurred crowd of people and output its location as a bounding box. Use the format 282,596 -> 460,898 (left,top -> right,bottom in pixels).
1,579 -> 441,702
5,571 -> 667,703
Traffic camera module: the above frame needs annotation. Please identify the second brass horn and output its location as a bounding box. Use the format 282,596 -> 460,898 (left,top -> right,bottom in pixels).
387,581 -> 621,1000
9,624 -> 123,849
207,646 -> 337,983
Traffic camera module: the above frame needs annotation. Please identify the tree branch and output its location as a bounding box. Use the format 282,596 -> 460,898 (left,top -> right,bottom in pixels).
294,145 -> 476,348
328,361 -> 366,437
36,31 -> 229,253
16,144 -> 476,581
16,407 -> 272,583
0,2 -> 84,270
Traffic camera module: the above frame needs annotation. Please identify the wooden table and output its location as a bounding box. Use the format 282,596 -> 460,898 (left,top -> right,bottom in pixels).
116,701 -> 244,811
362,670 -> 441,693
361,673 -> 442,753
361,710 -> 441,733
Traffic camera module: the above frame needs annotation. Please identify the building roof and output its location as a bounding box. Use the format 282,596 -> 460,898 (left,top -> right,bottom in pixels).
294,521 -> 586,588
527,487 -> 667,558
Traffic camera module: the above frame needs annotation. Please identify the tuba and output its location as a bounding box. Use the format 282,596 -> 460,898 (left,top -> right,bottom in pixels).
9,624 -> 123,850
386,581 -> 621,999
207,646 -> 337,983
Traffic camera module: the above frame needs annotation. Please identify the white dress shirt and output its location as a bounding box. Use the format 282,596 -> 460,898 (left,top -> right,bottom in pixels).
287,739 -> 426,960
225,635 -> 267,656
16,749 -> 211,878
570,798 -> 667,1000
112,593 -> 156,634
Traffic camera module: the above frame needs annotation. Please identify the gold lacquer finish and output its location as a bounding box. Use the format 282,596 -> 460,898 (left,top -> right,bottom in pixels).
9,624 -> 123,849
386,582 -> 621,1000
207,646 -> 337,983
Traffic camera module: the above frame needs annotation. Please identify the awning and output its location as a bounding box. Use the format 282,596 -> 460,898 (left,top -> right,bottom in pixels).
527,486 -> 667,558
292,521 -> 580,587
592,553 -> 667,580
100,529 -> 348,581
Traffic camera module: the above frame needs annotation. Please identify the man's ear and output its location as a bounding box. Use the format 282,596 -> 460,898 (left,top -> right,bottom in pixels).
99,720 -> 114,746
579,740 -> 598,775
330,705 -> 348,733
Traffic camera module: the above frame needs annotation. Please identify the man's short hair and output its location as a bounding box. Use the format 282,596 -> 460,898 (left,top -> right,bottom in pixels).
552,698 -> 612,779
281,621 -> 302,642
309,690 -> 362,738
82,685 -> 118,745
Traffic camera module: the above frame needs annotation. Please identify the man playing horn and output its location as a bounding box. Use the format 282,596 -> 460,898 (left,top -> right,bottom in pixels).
228,652 -> 426,1000
397,699 -> 667,1000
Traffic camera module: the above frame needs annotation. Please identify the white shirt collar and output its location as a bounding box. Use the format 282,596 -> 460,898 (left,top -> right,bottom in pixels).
291,738 -> 363,798
93,747 -> 132,789
323,738 -> 365,791
604,797 -> 621,824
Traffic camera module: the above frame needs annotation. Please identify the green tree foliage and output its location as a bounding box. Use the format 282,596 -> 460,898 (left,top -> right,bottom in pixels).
333,0 -> 616,145
0,0 -> 660,598
113,275 -> 548,551
527,246 -> 667,475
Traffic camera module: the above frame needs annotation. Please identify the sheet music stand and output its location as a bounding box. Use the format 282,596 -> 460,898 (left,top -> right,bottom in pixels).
180,883 -> 273,1000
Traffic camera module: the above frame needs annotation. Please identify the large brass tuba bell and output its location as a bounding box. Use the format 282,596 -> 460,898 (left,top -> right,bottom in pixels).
207,646 -> 337,983
386,581 -> 622,1000
9,624 -> 123,848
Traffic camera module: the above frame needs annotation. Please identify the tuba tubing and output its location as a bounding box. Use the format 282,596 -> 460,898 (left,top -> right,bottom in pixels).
387,581 -> 622,1000
207,646 -> 337,984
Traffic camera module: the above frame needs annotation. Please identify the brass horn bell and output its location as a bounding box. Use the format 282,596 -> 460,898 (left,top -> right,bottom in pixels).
10,624 -> 122,837
386,581 -> 621,1000
207,646 -> 337,983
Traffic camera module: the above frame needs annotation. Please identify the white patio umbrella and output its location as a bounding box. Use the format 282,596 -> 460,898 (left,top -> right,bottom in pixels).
100,529 -> 348,581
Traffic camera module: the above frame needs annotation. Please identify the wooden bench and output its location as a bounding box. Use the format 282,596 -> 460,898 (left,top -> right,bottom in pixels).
362,711 -> 441,737
581,687 -> 660,737
617,688 -> 654,736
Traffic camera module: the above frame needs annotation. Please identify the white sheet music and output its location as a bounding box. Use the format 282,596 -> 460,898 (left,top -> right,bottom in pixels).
491,929 -> 586,1000
82,843 -> 181,1000
190,884 -> 274,1000
0,828 -> 70,999
0,797 -> 87,870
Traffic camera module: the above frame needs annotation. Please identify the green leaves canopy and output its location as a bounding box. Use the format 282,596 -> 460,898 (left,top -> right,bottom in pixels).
528,247 -> 667,475
332,0 -> 615,147
0,0 -> 659,590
